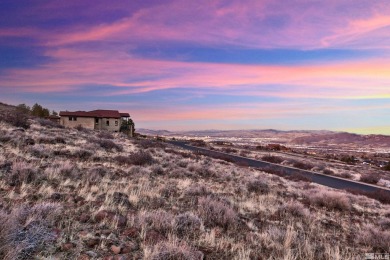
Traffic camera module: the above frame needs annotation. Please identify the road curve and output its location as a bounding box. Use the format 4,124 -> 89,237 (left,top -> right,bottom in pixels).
168,141 -> 390,194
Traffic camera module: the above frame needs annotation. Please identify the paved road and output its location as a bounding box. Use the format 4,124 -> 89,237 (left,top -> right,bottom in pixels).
168,141 -> 390,194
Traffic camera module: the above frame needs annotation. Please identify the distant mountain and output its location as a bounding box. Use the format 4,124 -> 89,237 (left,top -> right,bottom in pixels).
291,132 -> 390,147
137,128 -> 173,136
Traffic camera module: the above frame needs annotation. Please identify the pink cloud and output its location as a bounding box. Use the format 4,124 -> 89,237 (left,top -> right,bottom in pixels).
1,46 -> 389,100
38,0 -> 390,50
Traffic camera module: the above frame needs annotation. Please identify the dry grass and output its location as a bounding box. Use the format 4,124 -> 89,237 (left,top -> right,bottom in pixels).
0,114 -> 389,259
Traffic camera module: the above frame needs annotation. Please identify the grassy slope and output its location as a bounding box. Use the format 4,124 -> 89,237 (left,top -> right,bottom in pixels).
0,115 -> 389,259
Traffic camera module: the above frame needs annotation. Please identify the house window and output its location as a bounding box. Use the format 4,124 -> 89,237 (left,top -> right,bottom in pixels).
115,120 -> 118,126
68,116 -> 77,121
95,118 -> 99,125
106,120 -> 109,126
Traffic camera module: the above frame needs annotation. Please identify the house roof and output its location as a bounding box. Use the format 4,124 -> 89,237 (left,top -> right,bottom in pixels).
59,110 -> 129,119
120,112 -> 130,117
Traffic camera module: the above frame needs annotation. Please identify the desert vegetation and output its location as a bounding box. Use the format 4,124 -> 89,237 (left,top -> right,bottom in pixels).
0,107 -> 389,259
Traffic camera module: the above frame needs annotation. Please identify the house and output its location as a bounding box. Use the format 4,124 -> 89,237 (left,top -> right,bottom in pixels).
59,110 -> 133,136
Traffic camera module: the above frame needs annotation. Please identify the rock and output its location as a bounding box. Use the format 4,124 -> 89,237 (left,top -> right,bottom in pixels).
74,195 -> 85,203
101,229 -> 112,236
79,213 -> 91,223
61,243 -> 74,251
85,237 -> 100,247
50,192 -> 65,201
78,254 -> 90,260
94,210 -> 127,228
110,245 -> 121,254
78,230 -> 89,238
321,219 -> 342,229
114,214 -> 127,228
112,192 -> 132,208
113,192 -> 128,201
122,227 -> 139,238
144,230 -> 164,245
121,242 -> 139,253
0,161 -> 12,172
352,203 -> 364,213
24,138 -> 35,145
95,210 -> 114,222
86,251 -> 99,258
107,233 -> 117,240
96,193 -> 106,202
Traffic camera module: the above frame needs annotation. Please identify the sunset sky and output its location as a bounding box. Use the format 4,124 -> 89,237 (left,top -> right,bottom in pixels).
1,1 -> 390,134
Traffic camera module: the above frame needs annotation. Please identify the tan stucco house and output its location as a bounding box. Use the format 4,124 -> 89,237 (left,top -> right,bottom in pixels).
59,110 -> 133,136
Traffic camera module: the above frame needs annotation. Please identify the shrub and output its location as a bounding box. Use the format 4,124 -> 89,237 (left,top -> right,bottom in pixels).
198,196 -> 237,229
160,184 -> 179,198
0,203 -> 62,260
116,152 -> 153,166
190,140 -> 207,147
75,124 -> 88,132
96,138 -> 123,152
138,210 -> 174,235
129,151 -> 153,166
0,135 -> 11,143
56,160 -> 77,179
84,167 -> 107,183
173,212 -> 203,237
246,179 -> 270,194
147,240 -> 203,260
378,218 -> 390,230
194,166 -> 215,178
384,162 -> 390,171
36,118 -> 63,129
115,155 -> 132,165
371,190 -> 390,204
55,136 -> 66,144
72,149 -> 92,160
357,224 -> 390,252
292,161 -> 314,170
126,151 -> 153,166
323,169 -> 334,175
346,189 -> 390,204
307,190 -> 351,211
97,131 -> 114,139
360,174 -> 380,184
29,145 -> 51,158
287,173 -> 312,183
339,172 -> 352,179
185,184 -> 210,196
151,165 -> 165,175
5,161 -> 38,186
221,147 -> 237,153
276,201 -> 309,218
261,155 -> 284,164
135,139 -> 166,149
0,112 -> 30,129
37,137 -> 56,144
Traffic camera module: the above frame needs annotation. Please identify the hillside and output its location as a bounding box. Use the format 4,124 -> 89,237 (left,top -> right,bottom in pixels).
0,112 -> 390,259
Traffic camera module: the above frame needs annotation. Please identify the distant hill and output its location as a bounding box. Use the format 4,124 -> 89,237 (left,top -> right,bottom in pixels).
291,132 -> 390,147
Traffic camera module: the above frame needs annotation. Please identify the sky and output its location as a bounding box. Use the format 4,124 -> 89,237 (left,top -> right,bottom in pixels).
0,1 -> 390,134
